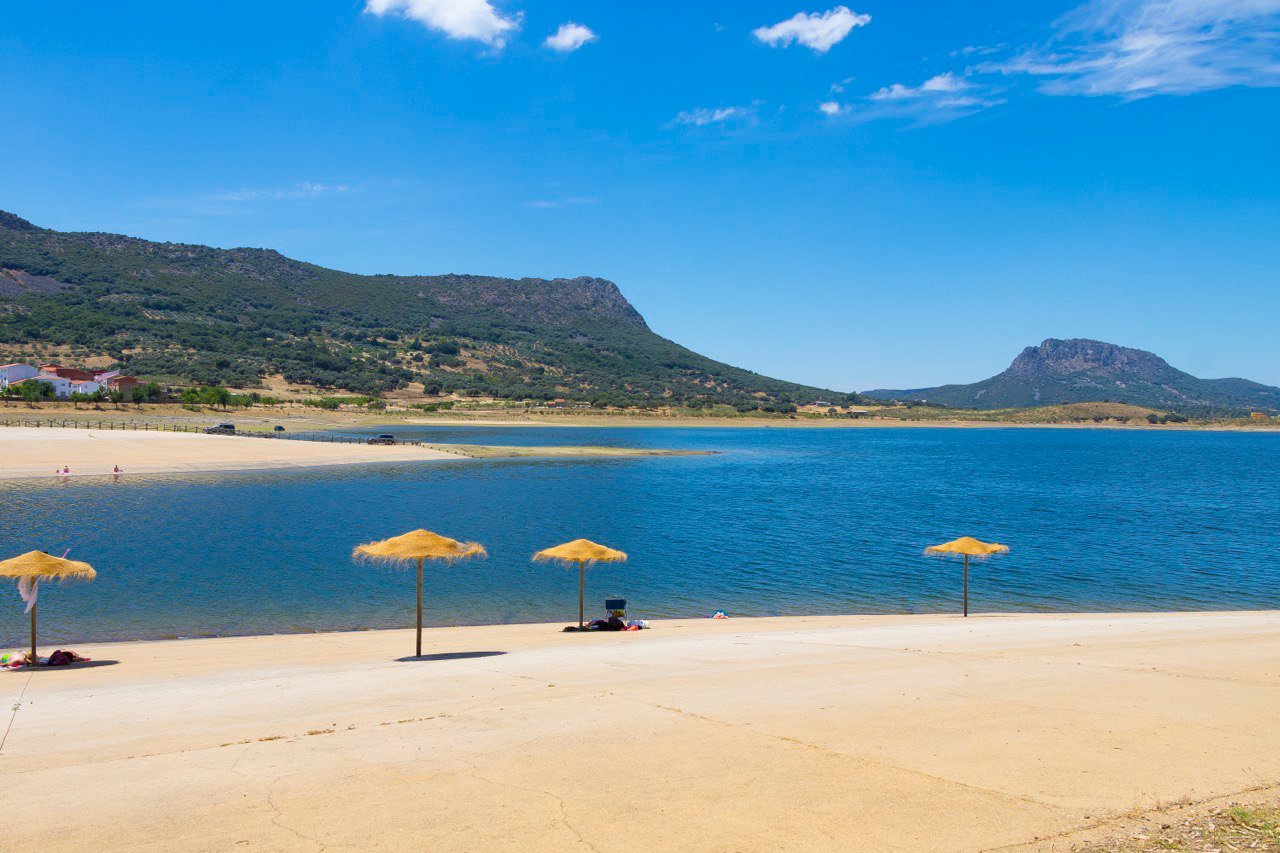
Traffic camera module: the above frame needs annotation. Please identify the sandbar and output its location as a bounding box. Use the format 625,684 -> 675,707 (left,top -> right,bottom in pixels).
0,426 -> 461,479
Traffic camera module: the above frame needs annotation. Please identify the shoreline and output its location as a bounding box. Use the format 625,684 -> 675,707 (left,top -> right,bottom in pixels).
0,427 -> 706,481
400,414 -> 1280,432
19,606 -> 1280,650
3,402 -> 1278,434
6,610 -> 1280,850
0,426 -> 464,480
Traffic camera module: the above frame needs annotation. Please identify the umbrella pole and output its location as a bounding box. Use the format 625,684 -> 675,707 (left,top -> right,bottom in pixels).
416,557 -> 423,658
963,555 -> 969,618
30,602 -> 37,662
578,562 -> 585,629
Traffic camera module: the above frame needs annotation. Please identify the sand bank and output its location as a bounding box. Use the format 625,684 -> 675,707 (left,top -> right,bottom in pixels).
3,611 -> 1278,851
0,427 -> 461,479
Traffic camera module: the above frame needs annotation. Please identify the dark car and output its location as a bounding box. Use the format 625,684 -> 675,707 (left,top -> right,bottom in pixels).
203,423 -> 236,435
273,425 -> 286,432
367,433 -> 396,445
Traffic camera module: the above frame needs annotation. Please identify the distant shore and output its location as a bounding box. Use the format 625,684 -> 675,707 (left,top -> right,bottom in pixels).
400,414 -> 1280,432
6,611 -> 1280,850
2,400 -> 1277,434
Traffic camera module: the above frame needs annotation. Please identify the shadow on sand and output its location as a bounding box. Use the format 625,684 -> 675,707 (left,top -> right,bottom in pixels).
21,660 -> 121,672
395,651 -> 507,663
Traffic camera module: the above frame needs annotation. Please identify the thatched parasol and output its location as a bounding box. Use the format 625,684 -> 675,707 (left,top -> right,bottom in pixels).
0,550 -> 96,661
533,539 -> 627,629
353,530 -> 486,657
924,536 -> 1009,617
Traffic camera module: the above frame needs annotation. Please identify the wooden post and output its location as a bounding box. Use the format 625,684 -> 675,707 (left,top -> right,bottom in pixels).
578,562 -> 585,629
963,554 -> 970,618
416,557 -> 424,658
30,602 -> 37,662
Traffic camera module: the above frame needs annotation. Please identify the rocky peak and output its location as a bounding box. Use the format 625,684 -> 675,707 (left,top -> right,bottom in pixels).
1007,339 -> 1172,380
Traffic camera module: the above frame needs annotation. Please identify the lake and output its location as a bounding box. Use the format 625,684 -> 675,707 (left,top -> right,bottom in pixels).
3,425 -> 1278,646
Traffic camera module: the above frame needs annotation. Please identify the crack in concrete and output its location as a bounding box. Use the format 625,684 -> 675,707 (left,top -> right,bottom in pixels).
5,712 -> 454,777
263,774 -> 327,851
0,670 -> 35,755
986,779 -> 1280,852
466,769 -> 599,851
647,699 -> 1067,815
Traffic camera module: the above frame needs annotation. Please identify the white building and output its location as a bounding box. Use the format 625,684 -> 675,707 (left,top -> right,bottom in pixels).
70,380 -> 102,396
31,373 -> 72,398
0,363 -> 38,388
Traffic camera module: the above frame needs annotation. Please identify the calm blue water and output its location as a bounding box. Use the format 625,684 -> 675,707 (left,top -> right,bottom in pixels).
2,426 -> 1278,646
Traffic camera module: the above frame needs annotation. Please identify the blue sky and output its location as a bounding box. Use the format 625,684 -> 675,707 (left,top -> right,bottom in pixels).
2,1 -> 1278,391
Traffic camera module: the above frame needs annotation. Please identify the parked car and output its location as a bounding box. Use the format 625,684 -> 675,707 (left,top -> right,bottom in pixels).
273,425 -> 286,432
203,423 -> 236,435
367,433 -> 396,445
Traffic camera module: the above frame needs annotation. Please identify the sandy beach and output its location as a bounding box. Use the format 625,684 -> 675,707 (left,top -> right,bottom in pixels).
0,427 -> 461,479
3,611 -> 1277,851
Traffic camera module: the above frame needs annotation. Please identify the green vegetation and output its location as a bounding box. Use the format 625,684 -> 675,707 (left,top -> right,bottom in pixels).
1077,801 -> 1280,851
177,385 -> 278,409
0,212 -> 846,410
4,380 -> 55,402
302,395 -> 379,410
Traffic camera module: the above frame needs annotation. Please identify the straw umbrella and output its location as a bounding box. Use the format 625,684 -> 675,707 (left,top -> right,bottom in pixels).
0,550 -> 96,663
924,536 -> 1009,617
352,529 -> 486,658
533,539 -> 627,629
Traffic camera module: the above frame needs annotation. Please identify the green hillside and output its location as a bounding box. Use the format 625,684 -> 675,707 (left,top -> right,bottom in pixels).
0,211 -> 844,409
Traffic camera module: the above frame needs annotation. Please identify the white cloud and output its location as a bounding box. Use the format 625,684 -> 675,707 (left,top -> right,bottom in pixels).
988,0 -> 1280,97
544,22 -> 597,52
524,196 -> 598,209
364,0 -> 521,49
752,6 -> 871,53
870,72 -> 968,100
671,106 -> 753,127
818,100 -> 845,115
844,72 -> 1004,124
210,183 -> 351,203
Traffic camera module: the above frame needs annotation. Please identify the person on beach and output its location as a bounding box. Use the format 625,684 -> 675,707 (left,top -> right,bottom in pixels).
113,465 -> 122,475
57,465 -> 70,477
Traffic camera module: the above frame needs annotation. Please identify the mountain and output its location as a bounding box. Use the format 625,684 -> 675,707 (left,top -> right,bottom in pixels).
866,338 -> 1280,415
0,211 -> 844,408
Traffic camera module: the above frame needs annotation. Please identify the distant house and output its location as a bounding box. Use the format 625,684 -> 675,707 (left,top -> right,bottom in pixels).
548,398 -> 568,409
811,401 -> 832,407
0,363 -> 38,388
70,380 -> 102,396
94,371 -> 142,395
1252,412 -> 1272,420
40,363 -> 96,382
26,373 -> 73,398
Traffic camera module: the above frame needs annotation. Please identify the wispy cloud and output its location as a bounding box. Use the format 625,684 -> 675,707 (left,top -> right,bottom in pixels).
523,196 -> 599,209
364,0 -> 521,50
208,183 -> 352,203
870,71 -> 970,100
752,6 -> 871,53
544,22 -> 597,52
986,0 -> 1280,97
822,72 -> 1004,124
670,105 -> 757,127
